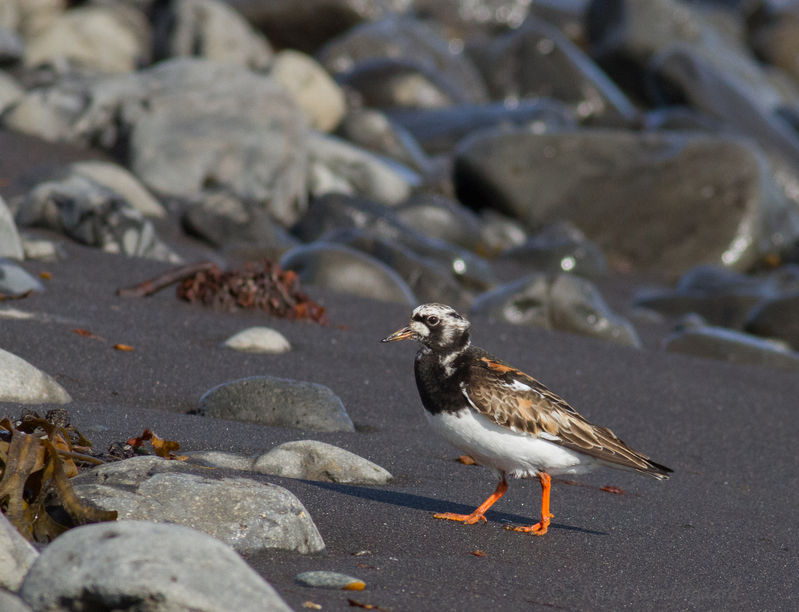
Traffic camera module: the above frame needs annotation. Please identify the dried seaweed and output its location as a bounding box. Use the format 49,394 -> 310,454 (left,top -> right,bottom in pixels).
126,429 -> 187,461
0,410 -> 117,543
118,260 -> 328,324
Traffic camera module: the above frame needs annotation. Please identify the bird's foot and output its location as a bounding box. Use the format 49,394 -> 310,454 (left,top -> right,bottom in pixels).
433,511 -> 487,525
506,514 -> 553,536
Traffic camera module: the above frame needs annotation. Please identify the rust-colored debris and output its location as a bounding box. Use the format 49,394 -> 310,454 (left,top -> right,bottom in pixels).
600,485 -> 626,495
470,549 -> 487,557
113,343 -> 135,352
126,429 -> 187,461
348,599 -> 390,611
457,455 -> 477,465
117,260 -> 328,324
73,328 -> 105,341
0,409 -> 117,543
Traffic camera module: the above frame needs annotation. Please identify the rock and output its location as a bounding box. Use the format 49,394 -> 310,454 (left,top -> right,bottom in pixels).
71,456 -> 325,555
477,17 -> 637,124
394,193 -> 485,253
0,258 -> 45,296
750,4 -> 799,88
471,273 -> 641,347
271,49 -> 346,131
336,108 -> 433,173
19,521 -> 293,612
0,512 -> 38,592
152,0 -> 272,69
665,317 -> 799,371
126,59 -> 309,226
307,132 -> 421,205
455,128 -> 799,273
24,4 -> 151,73
0,194 -> 24,259
0,591 -> 31,612
321,227 -> 471,309
180,189 -> 299,258
223,327 -> 292,354
21,236 -> 64,262
0,347 -> 71,404
69,160 -> 166,218
184,450 -> 255,471
478,209 -> 529,255
745,292 -> 799,350
0,70 -> 23,114
387,98 -> 574,155
295,570 -> 366,590
280,242 -> 418,305
13,173 -> 181,263
254,440 -> 393,484
0,27 -> 23,64
198,374 -> 356,432
319,16 -> 488,105
496,221 -> 608,278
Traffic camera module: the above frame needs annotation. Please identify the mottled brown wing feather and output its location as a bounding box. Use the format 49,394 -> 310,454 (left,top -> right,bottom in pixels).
466,354 -> 670,478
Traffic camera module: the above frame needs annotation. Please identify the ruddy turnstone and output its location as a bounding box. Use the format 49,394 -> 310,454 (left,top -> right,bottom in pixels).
382,303 -> 671,536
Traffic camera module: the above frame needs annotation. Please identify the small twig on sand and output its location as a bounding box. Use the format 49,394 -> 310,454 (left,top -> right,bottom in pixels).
116,262 -> 216,297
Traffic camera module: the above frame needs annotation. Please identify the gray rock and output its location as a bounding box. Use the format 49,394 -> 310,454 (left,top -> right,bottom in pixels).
254,440 -> 393,484
471,273 -> 641,347
745,292 -> 799,350
20,236 -> 64,262
71,456 -> 325,555
0,591 -> 32,612
0,258 -> 44,296
13,173 -> 181,263
198,374 -> 356,432
69,160 -> 166,218
455,128 -> 799,273
19,521 -> 292,612
23,4 -> 152,73
665,319 -> 799,371
0,194 -> 24,259
0,347 -> 71,404
153,0 -> 272,69
478,209 -> 529,255
223,327 -> 292,354
280,242 -> 418,305
0,511 -> 39,592
0,70 -> 23,114
0,27 -> 23,64
394,193 -> 485,253
184,450 -> 255,471
478,17 -> 637,123
272,49 -> 345,131
319,16 -> 488,104
307,131 -> 420,205
295,570 -> 366,590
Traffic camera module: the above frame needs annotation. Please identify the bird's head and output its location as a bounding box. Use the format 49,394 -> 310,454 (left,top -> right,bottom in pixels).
381,303 -> 471,352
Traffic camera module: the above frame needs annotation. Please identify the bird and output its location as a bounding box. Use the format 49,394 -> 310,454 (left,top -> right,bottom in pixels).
381,302 -> 671,536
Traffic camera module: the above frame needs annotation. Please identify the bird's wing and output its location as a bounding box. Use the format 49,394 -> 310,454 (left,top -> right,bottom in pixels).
464,353 -> 670,477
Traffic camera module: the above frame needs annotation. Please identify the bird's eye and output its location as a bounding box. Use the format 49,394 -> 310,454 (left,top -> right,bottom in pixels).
427,315 -> 440,326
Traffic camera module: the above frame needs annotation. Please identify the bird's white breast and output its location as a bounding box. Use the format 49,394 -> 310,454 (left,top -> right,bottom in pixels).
424,408 -> 596,478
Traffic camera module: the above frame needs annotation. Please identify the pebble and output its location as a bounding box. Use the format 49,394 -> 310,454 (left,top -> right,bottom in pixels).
222,327 -> 292,354
296,571 -> 366,591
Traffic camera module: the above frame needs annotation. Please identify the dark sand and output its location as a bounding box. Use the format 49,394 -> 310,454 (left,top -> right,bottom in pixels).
2,132 -> 798,610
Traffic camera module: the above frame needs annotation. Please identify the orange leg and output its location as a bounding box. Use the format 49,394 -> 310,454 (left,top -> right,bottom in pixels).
434,478 -> 508,525
507,472 -> 554,536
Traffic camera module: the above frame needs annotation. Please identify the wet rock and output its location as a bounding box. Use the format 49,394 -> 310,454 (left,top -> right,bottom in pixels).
254,440 -> 393,484
477,17 -> 637,124
223,326 -> 292,354
634,265 -> 799,329
455,127 -> 799,273
0,195 -> 24,259
478,209 -> 529,255
71,456 -> 325,555
295,570 -> 366,590
387,98 -> 574,155
745,292 -> 799,350
19,521 -> 293,612
336,108 -> 433,173
198,374 -> 356,432
307,132 -> 421,205
0,70 -> 23,114
0,511 -> 38,592
0,348 -> 71,403
152,0 -> 272,69
497,221 -> 608,278
272,49 -> 345,132
280,242 -> 418,305
68,160 -> 166,218
471,273 -> 641,347
0,258 -> 44,295
665,317 -> 799,371
319,16 -> 488,105
394,193 -> 485,253
322,228 -> 470,309
181,190 -> 299,258
24,4 -> 151,73
13,173 -> 181,263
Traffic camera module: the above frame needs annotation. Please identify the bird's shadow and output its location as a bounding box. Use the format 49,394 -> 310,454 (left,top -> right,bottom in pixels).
303,480 -> 607,536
